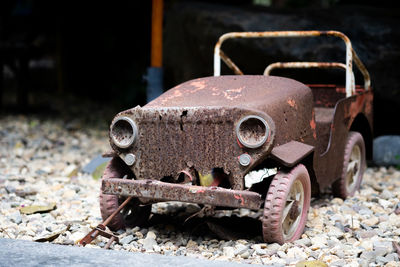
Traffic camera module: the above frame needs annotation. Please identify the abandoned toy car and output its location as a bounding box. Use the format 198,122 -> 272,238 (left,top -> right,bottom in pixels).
99,31 -> 373,244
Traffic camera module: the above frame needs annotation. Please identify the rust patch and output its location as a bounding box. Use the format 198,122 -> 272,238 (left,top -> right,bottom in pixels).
222,87 -> 244,100
310,110 -> 317,139
190,81 -> 206,92
103,178 -> 263,209
287,98 -> 297,108
160,89 -> 183,105
233,194 -> 245,205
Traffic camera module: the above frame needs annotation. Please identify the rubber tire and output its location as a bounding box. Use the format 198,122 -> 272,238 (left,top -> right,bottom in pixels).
332,131 -> 366,200
99,157 -> 151,231
262,164 -> 311,244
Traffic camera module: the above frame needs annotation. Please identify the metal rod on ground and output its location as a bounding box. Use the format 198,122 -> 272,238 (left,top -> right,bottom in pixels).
79,196 -> 133,248
103,196 -> 133,227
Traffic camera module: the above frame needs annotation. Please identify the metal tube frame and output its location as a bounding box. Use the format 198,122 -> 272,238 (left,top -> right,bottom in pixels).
213,31 -> 371,97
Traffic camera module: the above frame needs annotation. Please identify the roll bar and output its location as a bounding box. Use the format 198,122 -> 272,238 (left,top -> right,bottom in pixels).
213,31 -> 371,97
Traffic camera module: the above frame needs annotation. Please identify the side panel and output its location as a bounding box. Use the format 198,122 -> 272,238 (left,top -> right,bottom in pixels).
313,90 -> 373,190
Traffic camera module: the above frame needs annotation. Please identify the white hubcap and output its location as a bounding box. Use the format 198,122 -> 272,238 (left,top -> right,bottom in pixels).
346,144 -> 361,193
282,179 -> 304,239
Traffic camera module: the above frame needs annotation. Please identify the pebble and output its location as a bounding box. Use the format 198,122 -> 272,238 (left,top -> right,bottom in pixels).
362,217 -> 379,227
8,211 -> 22,224
311,236 -> 327,248
146,231 -> 156,240
223,247 -> 235,258
143,237 -> 157,251
234,244 -> 248,255
253,244 -> 267,255
294,238 -> 312,247
120,235 -> 134,245
0,114 -> 399,266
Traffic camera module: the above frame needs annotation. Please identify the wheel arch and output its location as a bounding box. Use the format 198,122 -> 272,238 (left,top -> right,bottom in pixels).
350,113 -> 373,160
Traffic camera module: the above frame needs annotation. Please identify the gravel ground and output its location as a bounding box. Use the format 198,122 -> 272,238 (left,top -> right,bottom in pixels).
1,114 -> 400,267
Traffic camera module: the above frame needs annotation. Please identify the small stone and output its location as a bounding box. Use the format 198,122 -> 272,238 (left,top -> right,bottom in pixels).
277,250 -> 286,258
5,185 -> 16,193
385,253 -> 399,262
62,190 -> 76,199
331,198 -> 343,205
379,199 -> 392,209
359,208 -> 373,216
360,240 -> 373,251
234,244 -> 248,255
295,260 -> 328,267
240,250 -> 250,259
360,251 -> 378,262
223,246 -> 235,258
120,235 -> 134,245
326,226 -> 343,239
362,217 -> 379,227
69,231 -> 86,244
135,231 -> 143,239
62,164 -> 78,177
331,259 -> 346,266
294,238 -> 312,247
153,244 -> 161,252
8,211 -> 22,224
186,239 -> 197,250
143,237 -> 157,251
376,256 -> 389,264
267,243 -> 281,252
131,226 -> 140,232
311,236 -> 327,248
380,189 -> 393,199
385,261 -> 400,267
394,203 -> 400,215
286,247 -> 307,260
253,244 -> 267,255
356,230 -> 377,239
373,241 -> 394,254
146,231 -> 156,240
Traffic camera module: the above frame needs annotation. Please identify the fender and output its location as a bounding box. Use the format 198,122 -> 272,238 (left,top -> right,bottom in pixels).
270,141 -> 314,167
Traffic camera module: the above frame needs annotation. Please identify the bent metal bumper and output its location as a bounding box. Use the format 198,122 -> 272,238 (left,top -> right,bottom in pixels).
102,178 -> 263,210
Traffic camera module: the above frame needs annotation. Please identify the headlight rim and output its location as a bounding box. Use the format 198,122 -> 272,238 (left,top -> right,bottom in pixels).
236,115 -> 270,149
110,116 -> 138,149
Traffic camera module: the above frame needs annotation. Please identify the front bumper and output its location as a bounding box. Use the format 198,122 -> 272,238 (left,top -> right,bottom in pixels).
102,178 -> 263,210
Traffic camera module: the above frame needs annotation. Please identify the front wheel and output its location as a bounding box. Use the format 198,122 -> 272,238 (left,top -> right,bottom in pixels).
262,164 -> 311,244
332,131 -> 366,199
99,157 -> 151,231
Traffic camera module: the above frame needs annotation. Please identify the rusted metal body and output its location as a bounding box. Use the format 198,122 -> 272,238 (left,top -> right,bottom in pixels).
102,30 -> 373,224
102,179 -> 263,209
110,75 -> 315,190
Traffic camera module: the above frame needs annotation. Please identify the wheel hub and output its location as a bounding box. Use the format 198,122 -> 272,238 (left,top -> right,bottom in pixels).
282,179 -> 304,239
346,144 -> 361,193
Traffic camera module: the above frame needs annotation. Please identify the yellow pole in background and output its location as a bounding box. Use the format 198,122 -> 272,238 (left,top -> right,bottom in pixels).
151,0 -> 163,68
147,0 -> 164,102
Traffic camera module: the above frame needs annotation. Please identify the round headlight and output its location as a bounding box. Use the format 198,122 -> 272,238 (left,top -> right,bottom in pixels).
236,115 -> 269,149
110,116 -> 137,148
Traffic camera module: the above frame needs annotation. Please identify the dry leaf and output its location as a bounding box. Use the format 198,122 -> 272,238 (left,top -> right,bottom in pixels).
20,203 -> 57,214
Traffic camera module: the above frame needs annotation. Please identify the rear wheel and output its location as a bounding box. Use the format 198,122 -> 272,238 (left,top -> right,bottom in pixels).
262,164 -> 311,244
332,131 -> 366,199
99,157 -> 151,231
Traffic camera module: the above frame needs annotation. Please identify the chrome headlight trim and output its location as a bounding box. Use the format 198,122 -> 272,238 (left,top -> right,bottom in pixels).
110,116 -> 138,148
236,115 -> 270,149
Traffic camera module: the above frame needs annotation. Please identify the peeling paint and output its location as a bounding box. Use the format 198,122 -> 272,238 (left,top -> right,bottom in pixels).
287,98 -> 297,108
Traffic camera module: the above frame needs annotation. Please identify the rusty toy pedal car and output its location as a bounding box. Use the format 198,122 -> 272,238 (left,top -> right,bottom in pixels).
96,31 -> 373,245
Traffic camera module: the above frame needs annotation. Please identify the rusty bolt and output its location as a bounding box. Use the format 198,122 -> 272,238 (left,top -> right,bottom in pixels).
239,153 -> 251,166
124,153 -> 136,166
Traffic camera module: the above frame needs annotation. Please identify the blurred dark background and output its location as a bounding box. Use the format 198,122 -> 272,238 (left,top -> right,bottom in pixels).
0,0 -> 399,135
